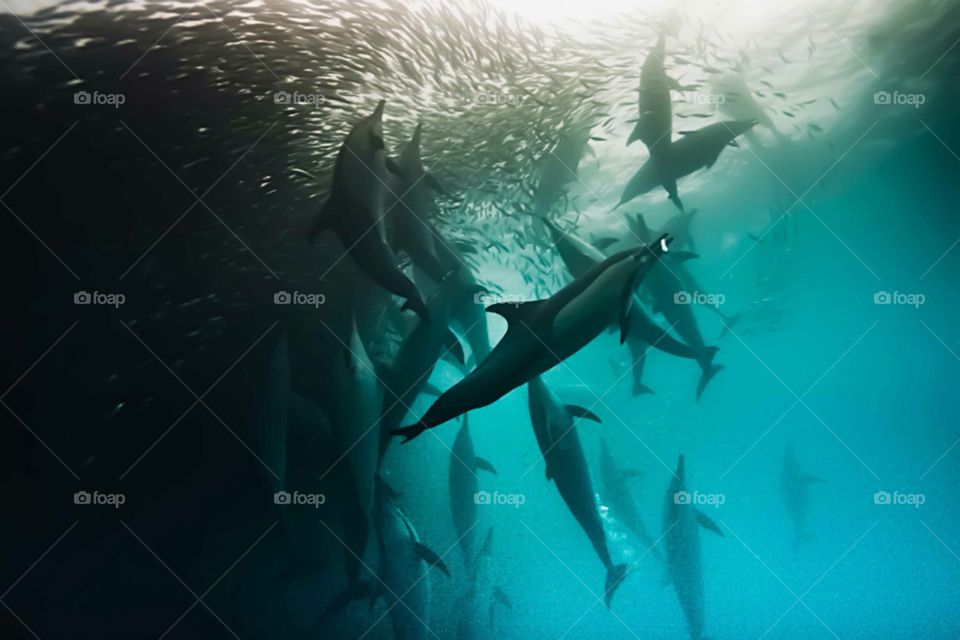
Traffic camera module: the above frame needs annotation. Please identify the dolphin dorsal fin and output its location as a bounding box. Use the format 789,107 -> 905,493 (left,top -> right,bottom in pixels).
485,300 -> 545,325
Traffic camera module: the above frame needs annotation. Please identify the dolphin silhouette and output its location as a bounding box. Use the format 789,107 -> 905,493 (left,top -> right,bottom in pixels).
781,442 -> 825,548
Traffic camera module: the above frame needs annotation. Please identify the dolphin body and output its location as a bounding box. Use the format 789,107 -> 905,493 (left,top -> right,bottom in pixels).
533,125 -> 595,216
453,527 -> 495,640
618,120 -> 758,209
628,33 -> 689,210
387,123 -> 449,283
781,442 -> 825,547
533,214 -> 699,395
662,455 -> 723,640
527,376 -> 627,607
391,237 -> 671,443
598,438 -> 666,567
449,415 -> 497,574
377,273 -> 465,466
308,100 -> 428,319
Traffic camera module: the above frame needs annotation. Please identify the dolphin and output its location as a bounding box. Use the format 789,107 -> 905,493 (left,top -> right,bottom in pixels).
533,125 -> 595,216
598,438 -> 666,567
319,476 -> 450,638
324,314 -> 383,590
387,123 -> 449,283
449,414 -> 497,574
662,455 -> 723,640
643,260 -> 723,400
377,272 -> 465,466
628,32 -> 690,210
617,120 -> 758,209
527,376 -> 627,607
713,73 -> 787,146
781,442 -> 825,547
392,237 -> 671,443
529,214 -> 699,395
308,100 -> 428,319
454,527 -> 495,640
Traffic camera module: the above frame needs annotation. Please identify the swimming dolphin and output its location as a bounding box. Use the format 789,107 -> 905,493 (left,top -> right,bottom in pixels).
713,73 -> 787,146
325,314 -> 383,590
527,376 -> 627,607
628,32 -> 690,210
392,237 -> 671,443
387,123 -> 449,283
378,272 -> 465,466
598,438 -> 666,567
320,476 -> 450,638
449,414 -> 497,574
454,527 -> 495,640
533,125 -> 595,216
529,213 -> 699,394
308,100 -> 428,319
662,455 -> 723,640
617,120 -> 758,209
781,442 -> 825,548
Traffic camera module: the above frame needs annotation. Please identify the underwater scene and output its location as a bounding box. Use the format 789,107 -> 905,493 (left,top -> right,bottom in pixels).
2,0 -> 960,638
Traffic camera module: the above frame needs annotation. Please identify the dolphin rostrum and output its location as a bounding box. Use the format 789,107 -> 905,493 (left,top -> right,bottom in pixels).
781,442 -> 825,548
598,438 -> 666,567
528,375 -> 627,607
308,100 -> 429,319
662,455 -> 723,640
391,236 -> 671,443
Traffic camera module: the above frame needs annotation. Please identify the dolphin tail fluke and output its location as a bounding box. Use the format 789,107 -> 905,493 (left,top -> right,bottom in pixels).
318,580 -> 373,623
604,563 -> 628,608
718,312 -> 742,339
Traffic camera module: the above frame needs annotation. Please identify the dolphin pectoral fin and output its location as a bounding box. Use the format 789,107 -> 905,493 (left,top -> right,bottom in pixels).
619,283 -> 636,345
565,405 -> 601,423
415,543 -> 451,577
308,197 -> 341,243
485,300 -> 545,324
476,526 -> 494,561
669,251 -> 699,263
696,509 -> 724,536
443,329 -> 466,365
604,564 -> 628,608
626,121 -> 644,147
318,580 -> 373,623
475,456 -> 498,475
391,424 -> 425,444
592,237 -> 619,251
385,157 -> 403,176
424,172 -> 445,194
718,312 -> 741,340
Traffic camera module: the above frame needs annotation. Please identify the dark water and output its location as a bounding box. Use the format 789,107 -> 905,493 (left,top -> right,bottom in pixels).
2,0 -> 960,638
